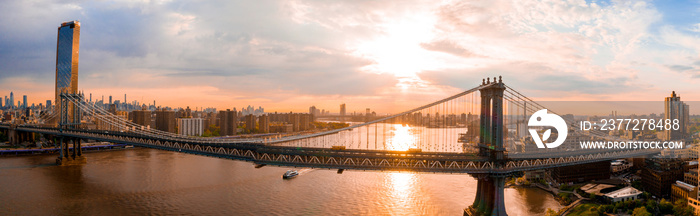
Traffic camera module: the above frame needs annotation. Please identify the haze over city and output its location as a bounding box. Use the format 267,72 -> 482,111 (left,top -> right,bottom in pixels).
1,0 -> 700,112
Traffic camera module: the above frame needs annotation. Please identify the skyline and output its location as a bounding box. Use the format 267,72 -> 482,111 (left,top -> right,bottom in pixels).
2,0 -> 700,113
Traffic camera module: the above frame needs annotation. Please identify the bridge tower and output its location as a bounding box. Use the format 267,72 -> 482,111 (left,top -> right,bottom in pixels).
467,76 -> 508,216
56,92 -> 86,165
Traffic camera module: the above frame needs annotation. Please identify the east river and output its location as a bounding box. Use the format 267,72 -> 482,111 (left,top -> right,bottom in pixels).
0,148 -> 561,215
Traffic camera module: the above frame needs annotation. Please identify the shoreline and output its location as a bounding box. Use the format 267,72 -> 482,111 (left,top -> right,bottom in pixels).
0,144 -> 131,157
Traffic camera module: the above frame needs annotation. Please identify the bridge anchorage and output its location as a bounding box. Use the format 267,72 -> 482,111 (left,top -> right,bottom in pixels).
466,76 -> 507,216
56,92 -> 86,165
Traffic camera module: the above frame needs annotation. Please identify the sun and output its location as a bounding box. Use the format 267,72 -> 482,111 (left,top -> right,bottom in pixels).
352,13 -> 441,88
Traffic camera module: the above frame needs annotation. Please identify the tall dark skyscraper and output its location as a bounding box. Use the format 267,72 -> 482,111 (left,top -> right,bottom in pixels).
23,95 -> 27,108
55,20 -> 80,120
109,95 -> 112,104
10,92 -> 14,108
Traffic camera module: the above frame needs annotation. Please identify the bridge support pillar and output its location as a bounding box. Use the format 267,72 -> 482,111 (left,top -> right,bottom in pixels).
465,175 -> 507,216
56,137 -> 86,166
467,77 -> 508,216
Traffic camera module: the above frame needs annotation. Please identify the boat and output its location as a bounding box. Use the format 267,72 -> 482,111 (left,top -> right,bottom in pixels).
282,170 -> 299,179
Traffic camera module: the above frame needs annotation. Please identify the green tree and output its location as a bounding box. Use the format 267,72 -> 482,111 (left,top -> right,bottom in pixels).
201,129 -> 212,137
659,199 -> 674,214
545,208 -> 558,216
207,124 -> 220,136
673,199 -> 695,216
632,206 -> 652,216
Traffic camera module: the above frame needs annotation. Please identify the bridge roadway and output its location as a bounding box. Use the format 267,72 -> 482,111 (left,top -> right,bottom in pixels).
0,124 -> 660,174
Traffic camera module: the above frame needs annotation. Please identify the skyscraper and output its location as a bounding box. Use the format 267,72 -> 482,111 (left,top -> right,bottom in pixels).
23,95 -> 27,109
340,103 -> 346,116
665,91 -> 690,140
109,95 -> 112,104
55,20 -> 80,121
10,92 -> 14,109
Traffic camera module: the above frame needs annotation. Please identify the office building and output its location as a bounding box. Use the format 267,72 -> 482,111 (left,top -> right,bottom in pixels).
177,118 -> 203,136
665,91 -> 690,140
10,92 -> 13,108
340,103 -> 346,116
46,100 -> 52,109
685,169 -> 698,186
641,158 -> 684,198
672,181 -> 698,202
55,21 -> 80,122
550,161 -> 610,184
604,186 -> 642,203
22,95 -> 27,109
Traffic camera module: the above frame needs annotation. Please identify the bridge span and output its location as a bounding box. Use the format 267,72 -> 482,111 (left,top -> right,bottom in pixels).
4,77 -> 663,216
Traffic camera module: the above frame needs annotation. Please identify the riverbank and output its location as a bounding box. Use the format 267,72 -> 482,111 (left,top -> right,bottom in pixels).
509,183 -> 582,215
0,144 -> 130,156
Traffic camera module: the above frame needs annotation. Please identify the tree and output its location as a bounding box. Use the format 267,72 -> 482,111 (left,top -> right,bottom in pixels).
632,206 -> 652,216
659,199 -> 674,214
201,129 -> 212,137
545,208 -> 558,216
673,199 -> 695,216
207,124 -> 220,136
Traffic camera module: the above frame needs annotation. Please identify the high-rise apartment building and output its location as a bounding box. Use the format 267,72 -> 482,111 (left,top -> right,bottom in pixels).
218,109 -> 238,136
55,21 -> 80,122
245,114 -> 256,133
665,91 -> 690,140
177,118 -> 203,136
133,107 -> 152,128
156,109 -> 176,133
259,114 -> 269,133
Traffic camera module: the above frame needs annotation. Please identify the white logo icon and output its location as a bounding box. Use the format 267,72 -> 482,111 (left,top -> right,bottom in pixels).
528,109 -> 568,148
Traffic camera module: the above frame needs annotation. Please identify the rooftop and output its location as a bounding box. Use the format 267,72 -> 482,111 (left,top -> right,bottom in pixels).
604,186 -> 642,198
581,183 -> 617,196
674,181 -> 696,191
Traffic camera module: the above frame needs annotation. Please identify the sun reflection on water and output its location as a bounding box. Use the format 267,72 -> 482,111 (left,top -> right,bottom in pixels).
387,172 -> 416,208
387,124 -> 416,151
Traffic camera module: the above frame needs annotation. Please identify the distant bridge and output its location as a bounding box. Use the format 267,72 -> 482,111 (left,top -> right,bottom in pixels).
0,76 -> 662,216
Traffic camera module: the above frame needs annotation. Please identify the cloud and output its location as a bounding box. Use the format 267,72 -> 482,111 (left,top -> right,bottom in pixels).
1,0 -> 700,112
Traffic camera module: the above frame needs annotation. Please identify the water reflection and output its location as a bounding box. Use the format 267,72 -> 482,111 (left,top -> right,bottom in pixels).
0,149 -> 561,215
387,125 -> 416,151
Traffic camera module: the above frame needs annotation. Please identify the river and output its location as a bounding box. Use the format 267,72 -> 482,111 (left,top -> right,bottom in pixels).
0,148 -> 560,215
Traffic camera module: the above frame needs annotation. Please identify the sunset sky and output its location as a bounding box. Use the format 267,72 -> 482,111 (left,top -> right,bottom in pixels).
1,0 -> 700,113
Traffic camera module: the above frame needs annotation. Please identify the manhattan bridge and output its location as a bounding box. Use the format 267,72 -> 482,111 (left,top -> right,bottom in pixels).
0,76 -> 661,216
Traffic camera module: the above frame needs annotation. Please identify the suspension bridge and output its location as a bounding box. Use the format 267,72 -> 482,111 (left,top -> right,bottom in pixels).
0,76 -> 661,216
